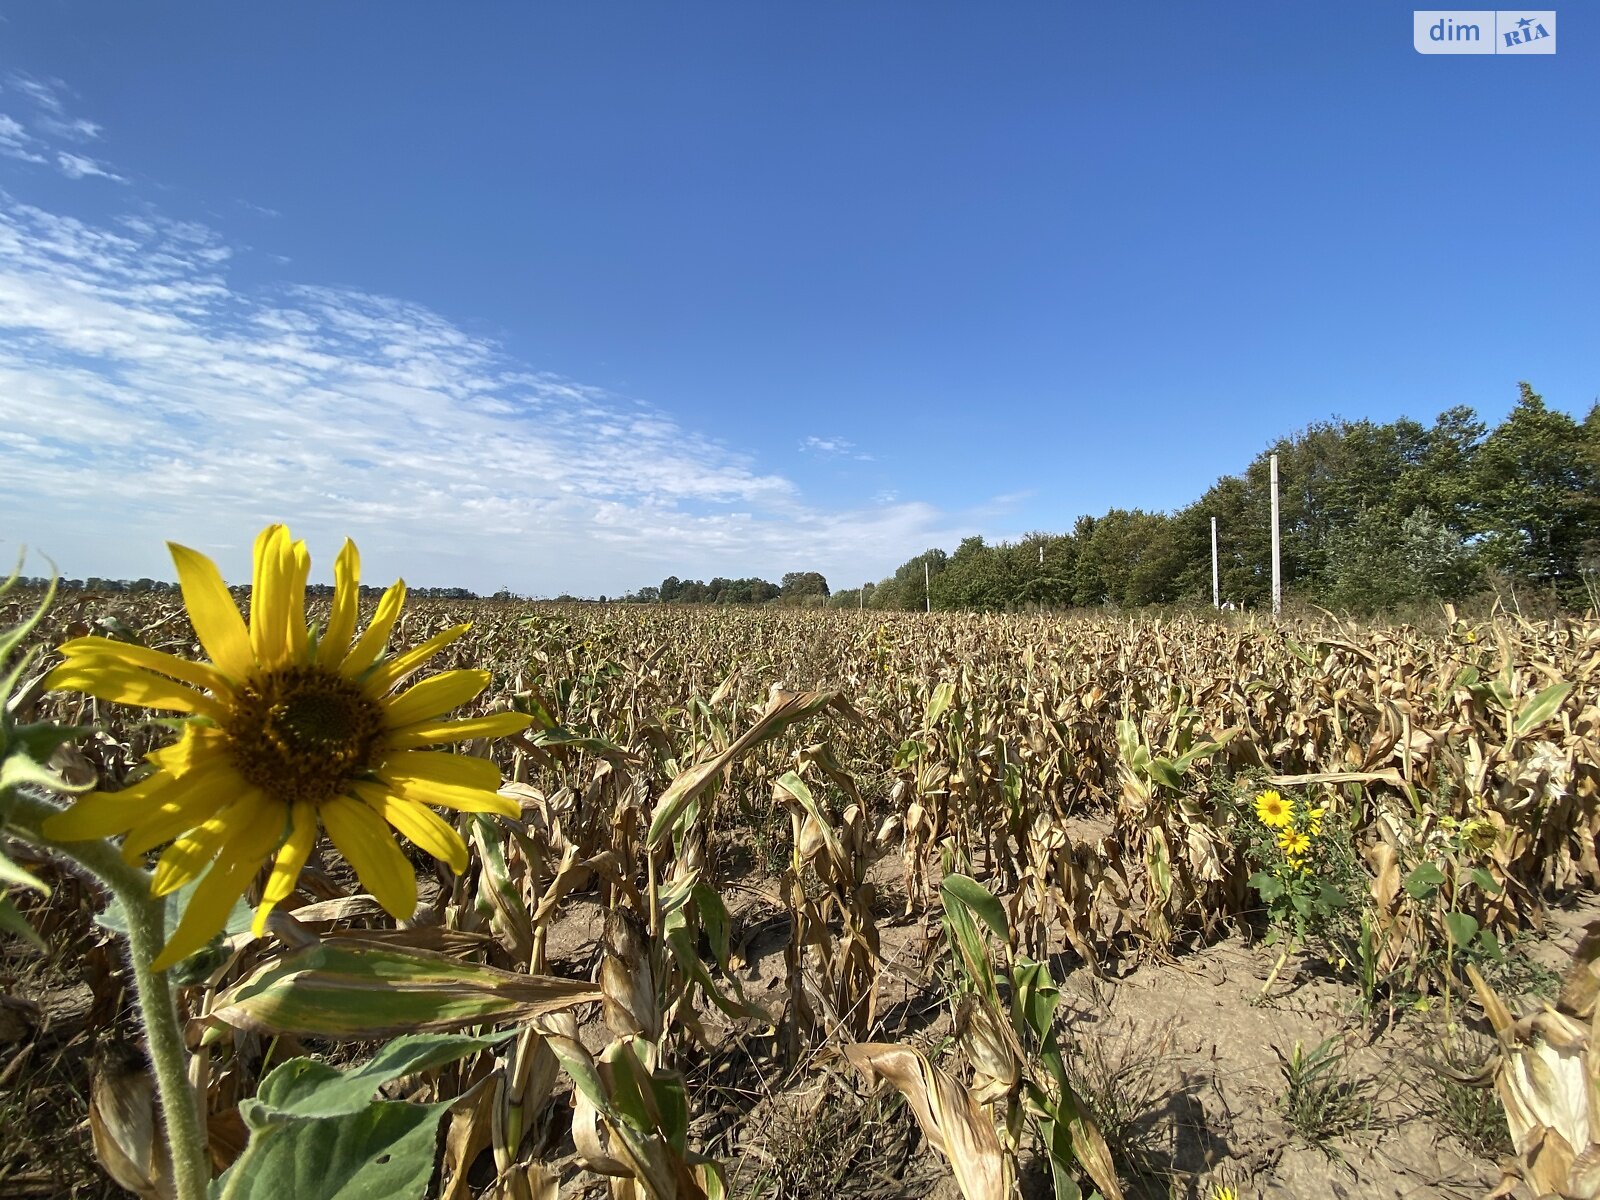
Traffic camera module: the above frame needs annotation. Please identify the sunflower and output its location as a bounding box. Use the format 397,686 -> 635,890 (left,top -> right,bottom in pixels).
1254,789 -> 1292,829
1277,829 -> 1311,859
42,525 -> 531,970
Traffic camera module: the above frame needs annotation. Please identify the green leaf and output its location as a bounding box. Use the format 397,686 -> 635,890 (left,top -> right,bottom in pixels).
1011,958 -> 1061,1063
1404,862 -> 1446,900
216,1099 -> 448,1200
1316,882 -> 1349,910
1514,681 -> 1573,737
1467,867 -> 1503,895
1146,757 -> 1183,792
5,721 -> 95,766
0,850 -> 50,896
1443,911 -> 1480,949
1248,870 -> 1284,902
771,772 -> 848,876
244,1033 -> 508,1126
211,942 -> 600,1038
1475,928 -> 1504,963
938,874 -> 1010,945
0,894 -> 44,951
924,680 -> 957,729
891,739 -> 924,769
526,726 -> 636,761
0,576 -> 54,671
662,901 -> 773,1023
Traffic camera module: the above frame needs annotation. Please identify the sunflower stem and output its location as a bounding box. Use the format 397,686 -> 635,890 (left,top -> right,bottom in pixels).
3,793 -> 211,1200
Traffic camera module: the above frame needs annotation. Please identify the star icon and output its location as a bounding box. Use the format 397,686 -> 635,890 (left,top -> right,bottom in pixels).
1517,16 -> 1533,28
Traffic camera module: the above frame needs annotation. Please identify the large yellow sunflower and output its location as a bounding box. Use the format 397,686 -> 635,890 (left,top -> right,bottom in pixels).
1253,789 -> 1292,829
42,525 -> 530,970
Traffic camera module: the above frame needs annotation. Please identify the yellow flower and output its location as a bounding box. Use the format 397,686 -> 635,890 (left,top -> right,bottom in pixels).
1210,1187 -> 1239,1200
1308,804 -> 1325,837
1254,789 -> 1293,829
1278,830 -> 1311,859
42,525 -> 531,970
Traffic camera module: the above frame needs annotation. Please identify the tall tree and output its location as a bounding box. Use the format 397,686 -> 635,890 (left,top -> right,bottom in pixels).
1474,383 -> 1599,584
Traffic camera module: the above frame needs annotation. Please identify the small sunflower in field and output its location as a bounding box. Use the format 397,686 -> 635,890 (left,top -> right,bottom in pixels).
1254,789 -> 1292,829
1459,816 -> 1498,855
42,525 -> 530,969
1277,828 -> 1312,861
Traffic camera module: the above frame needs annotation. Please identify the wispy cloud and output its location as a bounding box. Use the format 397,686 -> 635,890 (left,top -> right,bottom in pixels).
1,72 -> 121,182
0,113 -> 46,165
0,80 -> 1012,595
0,193 -> 993,593
799,434 -> 874,462
55,152 -> 123,182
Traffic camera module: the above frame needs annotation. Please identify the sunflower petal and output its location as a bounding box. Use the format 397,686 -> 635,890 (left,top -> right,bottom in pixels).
321,796 -> 418,919
147,725 -> 229,775
57,637 -> 232,697
168,541 -> 254,679
151,799 -> 283,972
121,764 -> 251,860
46,662 -> 227,722
354,782 -> 469,874
317,539 -> 361,669
381,669 -> 490,726
341,579 -> 406,677
362,625 -> 473,697
377,748 -> 515,815
42,773 -> 175,841
151,856 -> 255,972
151,793 -> 270,897
378,773 -> 519,817
378,749 -> 502,792
388,711 -> 534,749
285,536 -> 311,664
252,800 -> 317,937
249,525 -> 293,671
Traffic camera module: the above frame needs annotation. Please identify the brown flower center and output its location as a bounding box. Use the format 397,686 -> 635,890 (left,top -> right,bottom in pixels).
228,666 -> 384,805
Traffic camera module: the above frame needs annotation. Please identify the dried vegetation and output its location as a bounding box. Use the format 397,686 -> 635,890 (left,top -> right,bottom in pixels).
3,593 -> 1599,1198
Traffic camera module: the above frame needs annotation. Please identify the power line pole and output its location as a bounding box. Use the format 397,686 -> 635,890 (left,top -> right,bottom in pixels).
1270,453 -> 1282,616
1211,516 -> 1219,609
924,558 -> 931,613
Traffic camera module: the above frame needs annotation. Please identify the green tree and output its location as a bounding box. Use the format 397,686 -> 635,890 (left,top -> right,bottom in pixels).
1473,383 -> 1599,584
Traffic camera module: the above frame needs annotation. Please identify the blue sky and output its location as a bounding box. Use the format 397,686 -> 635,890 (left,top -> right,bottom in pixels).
1,4 -> 1594,596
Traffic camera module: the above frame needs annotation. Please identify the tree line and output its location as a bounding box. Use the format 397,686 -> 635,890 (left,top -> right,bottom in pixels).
622,571 -> 831,606
835,383 -> 1599,614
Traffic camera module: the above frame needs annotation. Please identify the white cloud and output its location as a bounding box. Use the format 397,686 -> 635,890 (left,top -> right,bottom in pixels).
0,192 -> 997,594
799,434 -> 874,462
55,152 -> 124,182
0,113 -> 45,164
1,73 -> 122,180
0,74 -> 1033,596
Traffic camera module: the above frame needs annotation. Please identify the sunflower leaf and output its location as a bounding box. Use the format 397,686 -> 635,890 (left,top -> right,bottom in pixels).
243,1032 -> 510,1126
216,1098 -> 450,1200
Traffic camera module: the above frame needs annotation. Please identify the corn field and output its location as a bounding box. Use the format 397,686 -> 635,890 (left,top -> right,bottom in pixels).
4,591 -> 1599,1199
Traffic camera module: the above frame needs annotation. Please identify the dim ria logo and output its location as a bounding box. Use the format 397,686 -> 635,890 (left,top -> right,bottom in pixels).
1414,10 -> 1555,53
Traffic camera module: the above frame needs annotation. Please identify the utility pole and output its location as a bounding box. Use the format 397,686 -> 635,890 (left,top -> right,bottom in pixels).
859,584 -> 864,611
924,558 -> 931,613
1270,453 -> 1282,616
1211,516 -> 1219,609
